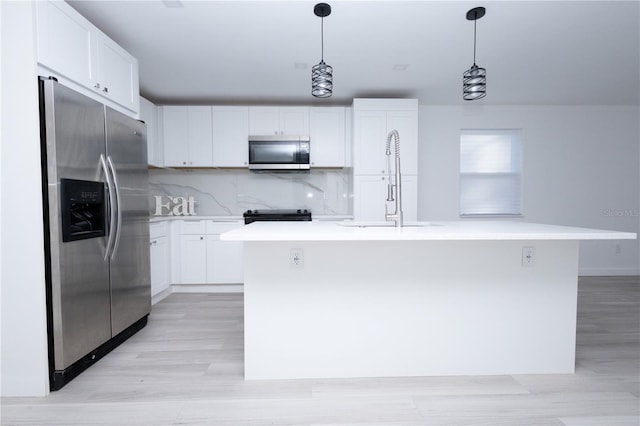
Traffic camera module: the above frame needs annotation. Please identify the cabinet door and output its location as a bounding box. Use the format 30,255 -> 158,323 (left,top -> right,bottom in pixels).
206,235 -> 244,284
150,236 -> 170,296
187,106 -> 213,167
401,175 -> 418,222
309,107 -> 345,167
212,107 -> 249,167
353,110 -> 387,175
96,33 -> 139,113
162,106 -> 189,166
354,175 -> 388,221
249,107 -> 279,135
387,110 -> 418,175
279,107 -> 310,135
36,0 -> 97,88
354,175 -> 418,221
140,97 -> 161,166
179,234 -> 207,284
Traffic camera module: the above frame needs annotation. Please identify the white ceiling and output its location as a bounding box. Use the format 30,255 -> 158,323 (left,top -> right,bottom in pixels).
67,0 -> 640,106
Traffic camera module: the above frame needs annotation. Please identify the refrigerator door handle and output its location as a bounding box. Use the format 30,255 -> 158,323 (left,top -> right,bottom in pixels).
107,155 -> 122,259
100,154 -> 117,261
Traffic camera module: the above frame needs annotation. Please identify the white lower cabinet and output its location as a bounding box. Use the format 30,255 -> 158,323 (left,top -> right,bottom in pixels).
354,175 -> 417,222
179,234 -> 207,284
150,236 -> 170,296
173,220 -> 244,285
206,235 -> 244,284
149,221 -> 171,296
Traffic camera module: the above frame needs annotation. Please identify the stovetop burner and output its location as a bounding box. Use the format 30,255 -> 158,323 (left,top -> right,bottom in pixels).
243,209 -> 312,224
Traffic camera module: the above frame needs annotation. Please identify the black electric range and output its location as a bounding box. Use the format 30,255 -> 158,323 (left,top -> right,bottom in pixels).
243,209 -> 312,224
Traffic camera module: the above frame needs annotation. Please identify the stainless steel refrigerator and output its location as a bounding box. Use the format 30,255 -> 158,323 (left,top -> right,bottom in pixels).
39,77 -> 151,390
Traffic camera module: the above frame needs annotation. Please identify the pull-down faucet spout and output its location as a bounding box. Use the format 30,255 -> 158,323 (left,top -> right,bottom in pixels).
385,129 -> 403,228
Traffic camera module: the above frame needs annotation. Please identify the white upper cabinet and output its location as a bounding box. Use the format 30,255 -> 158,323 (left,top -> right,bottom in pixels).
162,106 -> 214,167
309,107 -> 346,167
212,107 -> 249,167
249,107 -> 309,135
139,97 -> 162,167
279,107 -> 310,135
35,0 -> 140,115
35,0 -> 96,88
352,99 -> 418,176
188,106 -> 214,166
95,33 -> 140,113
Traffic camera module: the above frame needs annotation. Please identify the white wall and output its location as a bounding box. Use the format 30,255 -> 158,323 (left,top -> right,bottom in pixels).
0,1 -> 50,396
418,105 -> 640,275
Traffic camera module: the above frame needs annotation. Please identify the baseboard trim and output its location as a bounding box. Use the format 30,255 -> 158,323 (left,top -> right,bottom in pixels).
579,267 -> 640,276
151,284 -> 244,304
151,287 -> 173,305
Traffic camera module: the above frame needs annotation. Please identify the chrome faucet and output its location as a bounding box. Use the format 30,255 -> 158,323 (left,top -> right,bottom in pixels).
385,129 -> 403,228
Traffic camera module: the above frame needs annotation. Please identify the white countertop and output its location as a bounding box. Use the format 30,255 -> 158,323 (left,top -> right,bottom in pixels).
220,220 -> 637,242
149,215 -> 352,223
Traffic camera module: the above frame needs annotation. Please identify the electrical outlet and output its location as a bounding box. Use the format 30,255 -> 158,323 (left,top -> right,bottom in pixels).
522,246 -> 535,267
290,248 -> 304,269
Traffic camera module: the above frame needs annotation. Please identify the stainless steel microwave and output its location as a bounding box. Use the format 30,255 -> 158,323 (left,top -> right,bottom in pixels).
248,135 -> 310,171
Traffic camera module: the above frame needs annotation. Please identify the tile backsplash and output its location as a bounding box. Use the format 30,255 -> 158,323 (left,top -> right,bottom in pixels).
149,168 -> 352,216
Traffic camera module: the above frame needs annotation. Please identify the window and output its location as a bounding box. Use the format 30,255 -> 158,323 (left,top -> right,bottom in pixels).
460,129 -> 522,216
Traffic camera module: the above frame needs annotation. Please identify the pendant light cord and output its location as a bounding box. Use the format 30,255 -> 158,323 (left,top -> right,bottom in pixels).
473,17 -> 477,65
321,16 -> 325,62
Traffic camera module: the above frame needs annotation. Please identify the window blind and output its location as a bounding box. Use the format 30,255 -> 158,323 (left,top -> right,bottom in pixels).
460,129 -> 522,216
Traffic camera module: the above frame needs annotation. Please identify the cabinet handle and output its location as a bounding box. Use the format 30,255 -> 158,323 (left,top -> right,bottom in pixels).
200,236 -> 204,240
93,83 -> 100,89
101,86 -> 109,93
183,161 -> 187,165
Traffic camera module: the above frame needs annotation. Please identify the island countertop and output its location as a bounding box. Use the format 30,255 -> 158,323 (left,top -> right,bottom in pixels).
220,220 -> 636,242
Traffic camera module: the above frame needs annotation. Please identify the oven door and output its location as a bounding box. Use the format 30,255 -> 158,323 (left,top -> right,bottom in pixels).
248,136 -> 310,170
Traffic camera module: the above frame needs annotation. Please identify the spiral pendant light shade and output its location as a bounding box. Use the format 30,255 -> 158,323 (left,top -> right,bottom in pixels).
312,3 -> 333,98
312,60 -> 333,98
463,7 -> 486,101
463,64 -> 486,100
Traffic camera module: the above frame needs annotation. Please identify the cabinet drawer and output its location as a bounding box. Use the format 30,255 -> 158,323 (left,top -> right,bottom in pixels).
179,220 -> 206,234
149,221 -> 169,239
206,221 -> 244,235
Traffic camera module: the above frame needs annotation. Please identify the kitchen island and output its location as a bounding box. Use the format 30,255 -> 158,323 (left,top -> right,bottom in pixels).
221,221 -> 635,380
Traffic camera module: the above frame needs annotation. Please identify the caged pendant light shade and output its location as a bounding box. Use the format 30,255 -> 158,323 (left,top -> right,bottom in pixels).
463,7 -> 487,101
312,3 -> 333,98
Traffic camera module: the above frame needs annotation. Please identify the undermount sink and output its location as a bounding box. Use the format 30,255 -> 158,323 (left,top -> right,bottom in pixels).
337,221 -> 442,228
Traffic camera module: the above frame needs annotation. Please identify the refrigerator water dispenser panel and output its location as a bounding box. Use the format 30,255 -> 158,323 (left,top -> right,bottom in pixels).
60,178 -> 106,242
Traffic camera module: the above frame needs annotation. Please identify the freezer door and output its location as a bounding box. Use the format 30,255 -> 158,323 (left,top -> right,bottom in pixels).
105,107 -> 151,336
40,78 -> 112,370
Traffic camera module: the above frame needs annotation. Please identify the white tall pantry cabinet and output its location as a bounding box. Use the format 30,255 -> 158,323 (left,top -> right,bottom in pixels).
352,99 -> 419,221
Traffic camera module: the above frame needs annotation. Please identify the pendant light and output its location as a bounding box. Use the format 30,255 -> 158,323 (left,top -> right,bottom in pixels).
312,3 -> 333,98
463,7 -> 486,101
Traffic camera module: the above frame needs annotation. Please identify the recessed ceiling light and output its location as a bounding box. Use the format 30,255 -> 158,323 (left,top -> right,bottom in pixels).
162,0 -> 184,8
294,63 -> 309,70
392,64 -> 409,71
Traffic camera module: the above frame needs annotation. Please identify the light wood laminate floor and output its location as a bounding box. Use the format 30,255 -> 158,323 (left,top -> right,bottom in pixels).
2,276 -> 639,425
